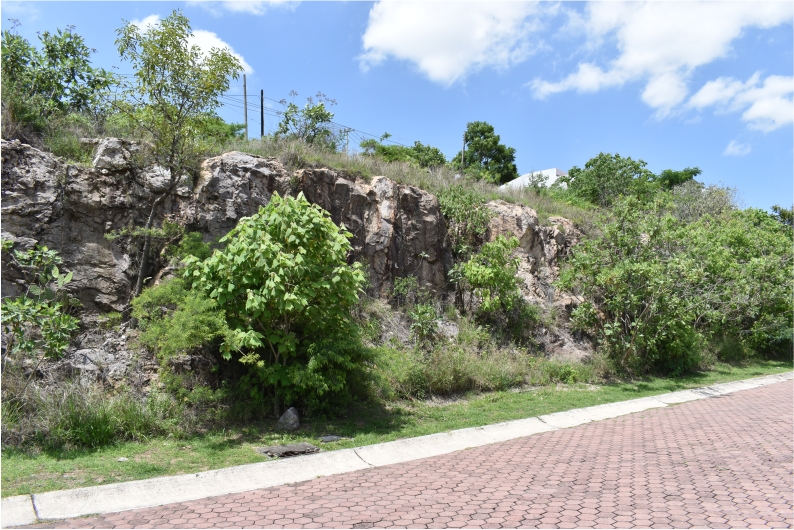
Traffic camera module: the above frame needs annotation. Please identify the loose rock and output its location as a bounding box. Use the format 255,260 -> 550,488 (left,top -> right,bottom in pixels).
275,406 -> 300,431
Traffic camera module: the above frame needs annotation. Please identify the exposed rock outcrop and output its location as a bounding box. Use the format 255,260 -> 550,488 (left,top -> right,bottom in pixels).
1,140 -> 453,311
485,200 -> 581,303
298,168 -> 450,294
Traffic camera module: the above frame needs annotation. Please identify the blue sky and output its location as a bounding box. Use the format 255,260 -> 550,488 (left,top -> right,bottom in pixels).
3,1 -> 792,209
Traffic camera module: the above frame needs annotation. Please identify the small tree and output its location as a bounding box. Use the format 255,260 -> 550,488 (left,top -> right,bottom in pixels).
184,193 -> 366,415
452,236 -> 522,315
275,92 -> 337,148
115,10 -> 242,296
561,153 -> 656,207
452,121 -> 519,184
1,21 -> 114,139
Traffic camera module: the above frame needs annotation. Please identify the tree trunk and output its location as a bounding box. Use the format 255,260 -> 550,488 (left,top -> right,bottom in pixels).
133,193 -> 167,298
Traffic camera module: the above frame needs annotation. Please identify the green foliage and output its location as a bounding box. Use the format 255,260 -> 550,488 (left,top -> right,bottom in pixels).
452,236 -> 522,316
1,21 -> 114,137
562,153 -> 656,207
437,184 -> 493,255
132,278 -> 229,361
52,389 -> 180,448
391,276 -> 422,307
359,138 -> 446,168
185,192 -> 366,411
452,121 -> 519,184
115,10 -> 242,179
115,10 -> 243,296
558,196 -> 793,375
670,180 -> 738,222
199,113 -> 244,142
275,93 -> 337,149
771,204 -> 793,228
655,166 -> 701,191
408,303 -> 438,344
1,242 -> 79,361
164,232 -> 212,264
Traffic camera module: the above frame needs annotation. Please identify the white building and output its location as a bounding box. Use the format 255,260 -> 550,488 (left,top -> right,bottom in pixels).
500,168 -> 568,190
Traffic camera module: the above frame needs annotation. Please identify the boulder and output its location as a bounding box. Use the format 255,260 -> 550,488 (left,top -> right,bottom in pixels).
275,407 -> 300,431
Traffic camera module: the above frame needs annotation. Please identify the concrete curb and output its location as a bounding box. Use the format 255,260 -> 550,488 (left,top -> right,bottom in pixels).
3,371 -> 791,527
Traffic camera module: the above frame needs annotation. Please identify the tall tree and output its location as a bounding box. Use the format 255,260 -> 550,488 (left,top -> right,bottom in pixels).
452,121 -> 518,184
114,10 -> 242,296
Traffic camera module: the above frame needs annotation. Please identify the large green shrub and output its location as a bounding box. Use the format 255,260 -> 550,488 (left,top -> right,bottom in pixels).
185,192 -> 367,414
559,196 -> 793,374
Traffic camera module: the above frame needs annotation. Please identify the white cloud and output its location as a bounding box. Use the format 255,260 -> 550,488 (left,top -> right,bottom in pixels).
359,1 -> 553,86
2,1 -> 41,21
191,30 -> 253,73
130,15 -> 253,74
187,0 -> 297,16
723,140 -> 751,156
530,2 -> 792,120
130,14 -> 161,31
687,73 -> 793,132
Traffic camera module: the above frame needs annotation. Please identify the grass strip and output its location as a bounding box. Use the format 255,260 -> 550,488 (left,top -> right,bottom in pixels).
2,359 -> 790,498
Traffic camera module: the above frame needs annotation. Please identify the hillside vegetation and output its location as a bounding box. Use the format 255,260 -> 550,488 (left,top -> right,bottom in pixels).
1,13 -> 792,453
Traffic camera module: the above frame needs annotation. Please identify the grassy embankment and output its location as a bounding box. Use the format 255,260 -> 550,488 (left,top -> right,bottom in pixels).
3,359 -> 790,498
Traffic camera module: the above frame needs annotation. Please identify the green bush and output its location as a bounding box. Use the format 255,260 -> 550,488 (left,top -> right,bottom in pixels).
132,278 -> 229,361
185,192 -> 367,414
452,235 -> 521,315
558,196 -> 793,375
437,184 -> 493,256
1,242 -> 79,361
561,153 -> 656,207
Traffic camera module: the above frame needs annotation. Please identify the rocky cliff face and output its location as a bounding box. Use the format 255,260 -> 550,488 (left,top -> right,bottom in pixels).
484,200 -> 581,304
1,139 -> 452,311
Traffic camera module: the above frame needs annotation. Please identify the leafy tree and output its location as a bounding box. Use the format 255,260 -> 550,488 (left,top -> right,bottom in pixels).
1,21 -> 114,138
275,92 -> 337,148
670,180 -> 737,222
114,10 -> 243,296
200,113 -> 245,142
452,121 -> 518,184
561,153 -> 656,207
184,193 -> 366,415
655,166 -> 701,190
771,204 -> 793,228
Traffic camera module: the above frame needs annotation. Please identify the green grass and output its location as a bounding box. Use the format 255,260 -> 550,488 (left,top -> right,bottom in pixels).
2,358 -> 790,498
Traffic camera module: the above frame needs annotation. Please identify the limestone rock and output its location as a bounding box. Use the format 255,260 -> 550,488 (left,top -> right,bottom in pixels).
92,137 -> 138,172
275,407 -> 300,431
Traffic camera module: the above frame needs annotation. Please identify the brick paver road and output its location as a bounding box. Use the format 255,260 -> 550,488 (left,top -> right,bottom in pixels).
31,381 -> 793,529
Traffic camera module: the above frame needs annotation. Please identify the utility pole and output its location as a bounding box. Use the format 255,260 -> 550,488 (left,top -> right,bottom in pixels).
243,74 -> 248,141
260,89 -> 264,139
